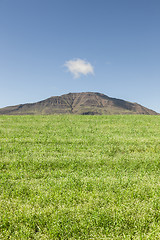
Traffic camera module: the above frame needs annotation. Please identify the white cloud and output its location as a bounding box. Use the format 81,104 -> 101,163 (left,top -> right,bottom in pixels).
64,58 -> 94,78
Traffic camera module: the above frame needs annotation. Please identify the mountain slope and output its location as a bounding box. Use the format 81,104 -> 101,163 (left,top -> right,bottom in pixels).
0,92 -> 158,115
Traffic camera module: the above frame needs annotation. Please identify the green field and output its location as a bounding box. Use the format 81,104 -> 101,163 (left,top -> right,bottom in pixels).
1,115 -> 160,239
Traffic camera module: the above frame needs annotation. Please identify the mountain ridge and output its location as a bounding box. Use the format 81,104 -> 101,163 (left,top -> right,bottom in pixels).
0,92 -> 158,115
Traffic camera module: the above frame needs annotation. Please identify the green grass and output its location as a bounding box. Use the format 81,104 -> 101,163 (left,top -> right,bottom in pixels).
1,115 -> 160,239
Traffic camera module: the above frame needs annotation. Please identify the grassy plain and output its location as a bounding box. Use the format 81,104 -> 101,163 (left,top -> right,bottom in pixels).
1,115 -> 160,239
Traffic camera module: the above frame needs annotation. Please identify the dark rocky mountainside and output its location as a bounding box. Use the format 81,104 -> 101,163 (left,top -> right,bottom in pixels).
0,92 -> 158,115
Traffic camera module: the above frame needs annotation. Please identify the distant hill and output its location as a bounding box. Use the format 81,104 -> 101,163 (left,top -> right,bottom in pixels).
0,92 -> 158,115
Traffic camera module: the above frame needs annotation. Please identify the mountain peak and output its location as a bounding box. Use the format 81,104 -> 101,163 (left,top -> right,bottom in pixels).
0,92 -> 158,115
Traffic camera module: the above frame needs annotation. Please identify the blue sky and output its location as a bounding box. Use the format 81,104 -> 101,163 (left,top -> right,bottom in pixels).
0,0 -> 160,112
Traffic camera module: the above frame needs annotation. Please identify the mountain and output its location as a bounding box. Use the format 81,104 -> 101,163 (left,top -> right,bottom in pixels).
0,92 -> 158,115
